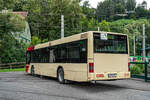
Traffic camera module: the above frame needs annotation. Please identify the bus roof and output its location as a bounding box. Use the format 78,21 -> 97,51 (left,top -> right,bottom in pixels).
34,31 -> 127,50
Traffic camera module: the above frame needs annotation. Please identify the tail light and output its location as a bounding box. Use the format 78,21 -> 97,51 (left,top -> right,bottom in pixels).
89,63 -> 94,73
25,65 -> 29,72
128,62 -> 130,72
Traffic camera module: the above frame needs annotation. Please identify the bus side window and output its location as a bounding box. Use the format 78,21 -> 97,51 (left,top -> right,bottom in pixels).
68,41 -> 80,63
68,46 -> 80,63
49,48 -> 55,63
31,50 -> 38,63
54,46 -> 61,63
60,44 -> 67,63
48,39 -> 87,63
80,40 -> 87,63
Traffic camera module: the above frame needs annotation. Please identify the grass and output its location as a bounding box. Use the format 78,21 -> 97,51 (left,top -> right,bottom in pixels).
0,68 -> 25,72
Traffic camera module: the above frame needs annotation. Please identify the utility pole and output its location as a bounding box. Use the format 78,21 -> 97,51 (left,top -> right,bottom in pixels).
98,27 -> 100,31
142,24 -> 146,61
133,35 -> 136,56
61,15 -> 64,38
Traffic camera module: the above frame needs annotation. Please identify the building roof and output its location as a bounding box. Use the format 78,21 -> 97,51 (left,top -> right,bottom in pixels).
12,12 -> 28,18
0,10 -> 28,18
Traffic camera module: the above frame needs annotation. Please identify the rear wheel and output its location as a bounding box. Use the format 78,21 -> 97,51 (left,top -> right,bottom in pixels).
57,68 -> 65,84
31,66 -> 35,75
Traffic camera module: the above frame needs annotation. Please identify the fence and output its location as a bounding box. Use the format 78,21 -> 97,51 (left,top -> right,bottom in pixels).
130,61 -> 150,82
0,62 -> 25,69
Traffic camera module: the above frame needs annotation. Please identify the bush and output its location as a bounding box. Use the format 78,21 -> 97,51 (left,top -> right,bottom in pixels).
137,64 -> 145,73
134,60 -> 145,73
130,65 -> 142,75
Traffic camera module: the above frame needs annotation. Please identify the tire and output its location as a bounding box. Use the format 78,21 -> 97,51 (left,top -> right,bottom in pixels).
31,66 -> 35,76
57,68 -> 65,84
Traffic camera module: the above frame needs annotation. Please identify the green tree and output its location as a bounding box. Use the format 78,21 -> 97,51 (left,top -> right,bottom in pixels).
109,19 -> 150,56
96,0 -> 114,21
98,20 -> 110,32
23,0 -> 51,39
141,0 -> 147,9
30,36 -> 41,46
126,0 -> 136,11
80,17 -> 89,32
50,0 -> 83,37
96,0 -> 127,21
0,0 -> 16,10
135,1 -> 150,18
0,13 -> 26,63
87,18 -> 99,30
81,1 -> 95,19
13,0 -> 27,11
115,3 -> 125,14
23,0 -> 83,41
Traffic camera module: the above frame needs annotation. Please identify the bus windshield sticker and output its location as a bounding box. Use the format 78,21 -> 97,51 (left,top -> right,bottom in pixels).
101,33 -> 107,40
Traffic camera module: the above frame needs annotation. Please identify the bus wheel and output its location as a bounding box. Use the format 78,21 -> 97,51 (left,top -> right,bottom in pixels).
31,66 -> 35,76
57,68 -> 65,84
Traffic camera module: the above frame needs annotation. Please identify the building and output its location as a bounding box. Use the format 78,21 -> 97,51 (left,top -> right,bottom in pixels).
12,12 -> 31,43
0,10 -> 31,43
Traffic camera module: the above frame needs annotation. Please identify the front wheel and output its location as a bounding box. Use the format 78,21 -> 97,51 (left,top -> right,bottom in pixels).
57,68 -> 65,84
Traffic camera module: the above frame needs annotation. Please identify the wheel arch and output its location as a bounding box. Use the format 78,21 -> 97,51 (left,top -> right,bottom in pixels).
57,66 -> 64,75
31,65 -> 35,75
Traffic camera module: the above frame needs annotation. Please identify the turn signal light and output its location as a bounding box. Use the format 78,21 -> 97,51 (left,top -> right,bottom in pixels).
89,63 -> 94,73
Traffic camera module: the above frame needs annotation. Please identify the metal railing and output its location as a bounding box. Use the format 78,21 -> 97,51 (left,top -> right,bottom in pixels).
0,62 -> 25,69
130,62 -> 150,82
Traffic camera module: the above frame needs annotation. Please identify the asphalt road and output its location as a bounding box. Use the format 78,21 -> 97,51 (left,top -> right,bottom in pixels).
0,72 -> 150,100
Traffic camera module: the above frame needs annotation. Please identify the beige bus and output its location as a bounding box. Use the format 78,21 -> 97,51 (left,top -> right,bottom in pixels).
25,31 -> 130,83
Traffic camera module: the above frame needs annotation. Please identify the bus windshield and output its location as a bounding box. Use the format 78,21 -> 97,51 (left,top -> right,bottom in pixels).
94,33 -> 128,54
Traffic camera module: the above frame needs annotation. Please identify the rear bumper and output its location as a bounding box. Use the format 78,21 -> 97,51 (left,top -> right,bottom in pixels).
88,72 -> 130,81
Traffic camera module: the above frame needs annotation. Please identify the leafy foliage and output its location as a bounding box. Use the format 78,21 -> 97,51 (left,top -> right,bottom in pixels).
0,13 -> 26,63
98,20 -> 110,32
30,36 -> 41,46
109,19 -> 150,55
0,0 -> 16,10
126,0 -> 136,11
96,0 -> 115,21
130,65 -> 142,75
136,5 -> 150,18
23,0 -> 83,40
1,0 -> 150,63
81,1 -> 95,19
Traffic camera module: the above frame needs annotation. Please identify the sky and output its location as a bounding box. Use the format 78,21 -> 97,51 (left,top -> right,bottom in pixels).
81,0 -> 150,9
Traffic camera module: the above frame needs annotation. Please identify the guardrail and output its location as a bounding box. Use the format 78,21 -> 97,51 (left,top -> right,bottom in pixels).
130,62 -> 150,82
0,62 -> 25,69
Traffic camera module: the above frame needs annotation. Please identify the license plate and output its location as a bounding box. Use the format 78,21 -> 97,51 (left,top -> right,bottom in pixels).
108,73 -> 117,78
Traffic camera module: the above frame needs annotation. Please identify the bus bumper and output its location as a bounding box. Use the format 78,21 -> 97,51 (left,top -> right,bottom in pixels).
88,72 -> 130,81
